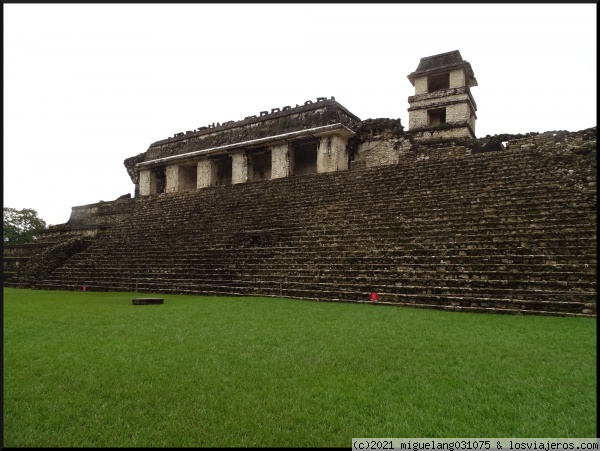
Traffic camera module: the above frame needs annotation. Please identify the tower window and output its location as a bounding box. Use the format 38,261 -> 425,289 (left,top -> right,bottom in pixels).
428,108 -> 446,127
428,73 -> 450,93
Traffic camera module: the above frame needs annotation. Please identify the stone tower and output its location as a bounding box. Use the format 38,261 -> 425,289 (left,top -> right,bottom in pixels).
407,50 -> 478,141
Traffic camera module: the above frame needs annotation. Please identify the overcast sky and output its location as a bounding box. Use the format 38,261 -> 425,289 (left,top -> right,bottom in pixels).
4,3 -> 597,226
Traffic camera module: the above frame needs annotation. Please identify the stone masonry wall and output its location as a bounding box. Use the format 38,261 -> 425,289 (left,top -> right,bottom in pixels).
351,118 -> 409,168
352,122 -> 596,177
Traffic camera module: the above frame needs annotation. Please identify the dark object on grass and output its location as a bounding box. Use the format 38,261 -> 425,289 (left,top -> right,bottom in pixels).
132,298 -> 164,305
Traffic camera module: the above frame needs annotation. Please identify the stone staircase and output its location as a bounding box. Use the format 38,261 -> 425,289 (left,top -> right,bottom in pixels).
3,241 -> 63,282
31,142 -> 596,317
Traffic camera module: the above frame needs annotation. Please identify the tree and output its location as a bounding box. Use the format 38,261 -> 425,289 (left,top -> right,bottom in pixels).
3,207 -> 47,245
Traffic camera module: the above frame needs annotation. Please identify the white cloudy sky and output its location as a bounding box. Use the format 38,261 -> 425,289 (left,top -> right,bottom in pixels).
4,3 -> 597,226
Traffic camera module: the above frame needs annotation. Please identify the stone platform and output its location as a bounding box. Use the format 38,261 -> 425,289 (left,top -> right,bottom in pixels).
132,298 -> 164,305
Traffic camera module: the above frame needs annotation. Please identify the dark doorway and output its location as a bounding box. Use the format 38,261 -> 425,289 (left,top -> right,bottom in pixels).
292,139 -> 318,176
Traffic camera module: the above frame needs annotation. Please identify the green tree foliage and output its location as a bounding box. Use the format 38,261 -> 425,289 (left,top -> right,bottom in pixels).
3,207 -> 47,245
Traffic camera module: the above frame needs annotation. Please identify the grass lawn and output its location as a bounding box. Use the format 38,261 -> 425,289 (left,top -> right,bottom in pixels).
3,288 -> 597,447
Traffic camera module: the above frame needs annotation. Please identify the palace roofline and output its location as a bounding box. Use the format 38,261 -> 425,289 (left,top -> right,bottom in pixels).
149,97 -> 361,148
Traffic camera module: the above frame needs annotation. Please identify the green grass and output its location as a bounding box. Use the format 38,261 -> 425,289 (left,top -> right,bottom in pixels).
3,288 -> 597,447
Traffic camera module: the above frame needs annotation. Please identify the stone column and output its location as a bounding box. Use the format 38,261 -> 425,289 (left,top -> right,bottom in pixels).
165,165 -> 179,193
317,134 -> 349,173
139,169 -> 152,197
197,159 -> 216,189
231,150 -> 249,185
449,68 -> 466,88
271,142 -> 293,179
414,76 -> 428,95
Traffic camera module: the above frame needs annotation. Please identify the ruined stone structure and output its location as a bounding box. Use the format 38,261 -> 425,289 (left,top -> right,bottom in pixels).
125,96 -> 360,197
123,51 -> 478,197
4,51 -> 597,317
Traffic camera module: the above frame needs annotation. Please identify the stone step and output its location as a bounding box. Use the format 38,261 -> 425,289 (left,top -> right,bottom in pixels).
91,247 -> 596,262
125,197 -> 594,221
52,258 -> 598,277
36,278 -> 595,317
110,234 -> 596,250
128,183 -> 592,213
39,270 -> 597,299
42,261 -> 599,283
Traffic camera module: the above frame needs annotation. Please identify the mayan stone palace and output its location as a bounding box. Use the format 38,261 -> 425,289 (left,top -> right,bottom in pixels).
4,50 -> 597,317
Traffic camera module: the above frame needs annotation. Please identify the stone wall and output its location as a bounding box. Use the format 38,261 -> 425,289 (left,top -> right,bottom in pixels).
351,118 -> 409,168
352,123 -> 597,175
65,197 -> 136,228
